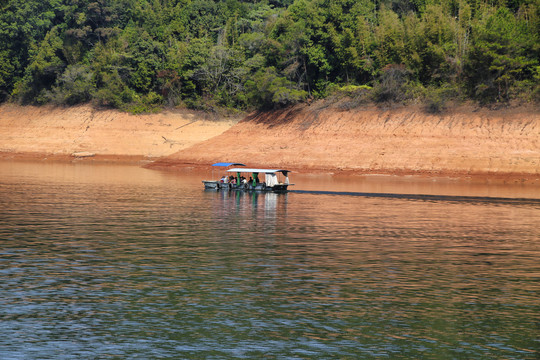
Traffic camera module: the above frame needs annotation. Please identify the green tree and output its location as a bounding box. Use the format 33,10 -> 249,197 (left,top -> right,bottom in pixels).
0,50 -> 16,101
374,7 -> 405,68
12,26 -> 65,104
464,6 -> 539,102
94,68 -> 134,108
407,4 -> 457,86
0,0 -> 64,101
0,0 -> 538,110
158,39 -> 189,106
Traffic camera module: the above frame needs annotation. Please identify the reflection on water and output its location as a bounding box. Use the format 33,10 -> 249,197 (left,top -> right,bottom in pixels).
0,161 -> 539,359
205,189 -> 288,223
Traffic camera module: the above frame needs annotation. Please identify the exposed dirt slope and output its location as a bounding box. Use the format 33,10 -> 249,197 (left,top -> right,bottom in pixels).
1,102 -> 538,180
0,104 -> 238,161
149,102 -> 540,179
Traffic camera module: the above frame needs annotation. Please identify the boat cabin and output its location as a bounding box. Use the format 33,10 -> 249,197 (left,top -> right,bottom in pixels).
202,162 -> 246,190
226,168 -> 292,192
203,162 -> 293,192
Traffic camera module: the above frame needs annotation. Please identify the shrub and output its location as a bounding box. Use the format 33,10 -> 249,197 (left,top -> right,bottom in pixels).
332,84 -> 373,111
423,85 -> 462,113
246,67 -> 307,109
46,65 -> 94,105
94,70 -> 133,109
125,91 -> 164,114
372,64 -> 413,103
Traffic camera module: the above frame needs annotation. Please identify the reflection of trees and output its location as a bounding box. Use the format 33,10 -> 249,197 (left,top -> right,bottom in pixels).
207,190 -> 288,229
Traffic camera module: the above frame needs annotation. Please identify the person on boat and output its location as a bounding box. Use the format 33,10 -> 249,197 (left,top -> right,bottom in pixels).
221,175 -> 228,183
230,176 -> 236,184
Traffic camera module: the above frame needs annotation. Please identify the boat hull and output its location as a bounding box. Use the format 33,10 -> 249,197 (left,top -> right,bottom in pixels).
202,180 -> 221,189
271,184 -> 289,192
202,180 -> 289,192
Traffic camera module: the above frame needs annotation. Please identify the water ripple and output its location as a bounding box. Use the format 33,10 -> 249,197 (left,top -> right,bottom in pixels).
0,162 -> 539,359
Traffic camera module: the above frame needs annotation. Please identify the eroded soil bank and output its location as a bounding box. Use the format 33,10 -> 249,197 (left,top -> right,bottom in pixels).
0,104 -> 239,163
149,102 -> 540,183
1,102 -> 539,183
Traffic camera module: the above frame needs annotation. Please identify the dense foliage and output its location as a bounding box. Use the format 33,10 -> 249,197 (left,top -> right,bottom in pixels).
0,0 -> 538,112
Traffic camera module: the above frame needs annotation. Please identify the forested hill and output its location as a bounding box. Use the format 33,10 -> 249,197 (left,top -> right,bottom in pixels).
0,0 -> 538,113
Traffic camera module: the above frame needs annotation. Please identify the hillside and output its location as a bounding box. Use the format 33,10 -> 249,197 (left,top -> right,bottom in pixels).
0,104 -> 239,162
1,1 -> 538,110
148,101 -> 540,181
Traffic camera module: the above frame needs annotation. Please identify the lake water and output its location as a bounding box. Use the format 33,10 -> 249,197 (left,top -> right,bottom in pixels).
1,161 -> 539,359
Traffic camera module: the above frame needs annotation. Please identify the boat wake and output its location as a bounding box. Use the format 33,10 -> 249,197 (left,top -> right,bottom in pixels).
290,190 -> 540,205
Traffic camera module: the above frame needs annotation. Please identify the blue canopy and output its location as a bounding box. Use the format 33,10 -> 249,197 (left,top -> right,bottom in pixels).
227,168 -> 290,174
212,162 -> 246,167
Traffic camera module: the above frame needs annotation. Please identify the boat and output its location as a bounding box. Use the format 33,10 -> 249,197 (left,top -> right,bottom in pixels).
224,167 -> 293,192
202,162 -> 246,189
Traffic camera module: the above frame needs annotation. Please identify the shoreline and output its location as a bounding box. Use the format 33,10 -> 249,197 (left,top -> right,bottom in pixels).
145,160 -> 540,185
0,151 -> 153,165
2,153 -> 538,185
1,102 -> 539,185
